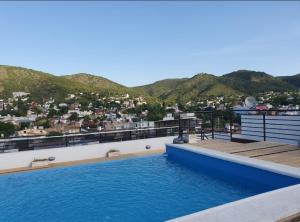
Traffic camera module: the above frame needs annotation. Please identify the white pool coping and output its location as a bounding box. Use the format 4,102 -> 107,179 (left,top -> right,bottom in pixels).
166,144 -> 300,222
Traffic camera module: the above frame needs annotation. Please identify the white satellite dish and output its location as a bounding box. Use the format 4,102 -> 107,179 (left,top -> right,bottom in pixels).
245,96 -> 257,109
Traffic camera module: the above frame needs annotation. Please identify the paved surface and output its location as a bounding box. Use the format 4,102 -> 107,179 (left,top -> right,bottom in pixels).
190,140 -> 300,168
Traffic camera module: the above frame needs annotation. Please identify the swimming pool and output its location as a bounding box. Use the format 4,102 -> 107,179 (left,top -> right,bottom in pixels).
0,148 -> 299,222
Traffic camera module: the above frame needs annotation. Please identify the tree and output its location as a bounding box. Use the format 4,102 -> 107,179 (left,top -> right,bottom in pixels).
146,103 -> 166,121
59,106 -> 68,115
69,112 -> 79,121
32,106 -> 43,115
35,117 -> 50,129
47,109 -> 58,118
14,100 -> 28,117
83,115 -> 91,121
0,122 -> 15,138
20,122 -> 30,130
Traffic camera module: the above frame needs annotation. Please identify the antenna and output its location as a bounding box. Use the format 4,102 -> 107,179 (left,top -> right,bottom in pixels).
245,96 -> 257,109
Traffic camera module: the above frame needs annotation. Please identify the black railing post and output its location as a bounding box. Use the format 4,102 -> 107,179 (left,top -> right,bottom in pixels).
211,111 -> 215,139
263,113 -> 266,141
27,138 -> 30,151
229,117 -> 233,141
178,112 -> 182,137
65,136 -> 69,147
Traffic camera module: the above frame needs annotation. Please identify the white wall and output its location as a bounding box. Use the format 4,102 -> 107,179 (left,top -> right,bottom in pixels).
0,136 -> 174,171
241,115 -> 300,146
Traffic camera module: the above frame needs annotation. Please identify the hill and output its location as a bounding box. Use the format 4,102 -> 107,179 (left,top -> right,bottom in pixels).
0,66 -> 298,104
157,73 -> 240,103
133,78 -> 188,98
61,73 -> 129,94
0,65 -> 131,101
278,74 -> 300,89
136,70 -> 297,103
220,70 -> 295,93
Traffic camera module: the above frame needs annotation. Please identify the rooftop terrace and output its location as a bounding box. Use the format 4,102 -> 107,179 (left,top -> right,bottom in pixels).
190,140 -> 300,168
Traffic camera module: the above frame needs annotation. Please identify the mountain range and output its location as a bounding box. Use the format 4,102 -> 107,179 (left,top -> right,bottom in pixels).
0,65 -> 299,103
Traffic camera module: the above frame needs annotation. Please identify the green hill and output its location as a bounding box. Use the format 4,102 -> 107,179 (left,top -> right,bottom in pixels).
278,74 -> 300,89
0,65 -> 298,104
220,70 -> 295,93
133,78 -> 188,98
0,65 -> 130,101
137,70 -> 297,103
61,73 -> 129,94
136,73 -> 241,103
160,73 -> 241,103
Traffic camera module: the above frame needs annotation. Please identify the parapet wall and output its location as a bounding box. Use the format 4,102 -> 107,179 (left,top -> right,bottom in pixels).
0,136 -> 174,171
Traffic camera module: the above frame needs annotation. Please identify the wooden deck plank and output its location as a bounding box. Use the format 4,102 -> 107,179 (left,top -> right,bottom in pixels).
256,150 -> 300,167
236,145 -> 298,158
189,140 -> 300,168
191,141 -> 283,153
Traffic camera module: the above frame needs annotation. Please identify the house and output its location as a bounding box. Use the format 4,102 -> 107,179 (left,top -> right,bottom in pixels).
12,92 -> 30,98
16,127 -> 47,137
256,105 -> 268,111
0,100 -> 4,111
163,113 -> 174,121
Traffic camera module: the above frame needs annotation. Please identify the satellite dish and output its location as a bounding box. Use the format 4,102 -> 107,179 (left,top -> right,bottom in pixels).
245,96 -> 257,109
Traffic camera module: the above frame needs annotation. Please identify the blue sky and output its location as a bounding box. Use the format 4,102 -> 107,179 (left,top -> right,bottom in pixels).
0,1 -> 299,86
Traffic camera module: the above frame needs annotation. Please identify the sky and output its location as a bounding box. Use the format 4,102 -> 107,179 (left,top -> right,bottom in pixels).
0,1 -> 299,87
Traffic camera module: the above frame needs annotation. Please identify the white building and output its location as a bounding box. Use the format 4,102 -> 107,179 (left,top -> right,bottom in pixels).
12,92 -> 30,98
0,100 -> 4,111
163,113 -> 175,121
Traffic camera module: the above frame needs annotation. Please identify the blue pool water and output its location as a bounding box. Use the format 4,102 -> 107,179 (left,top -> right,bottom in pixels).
0,152 -> 298,222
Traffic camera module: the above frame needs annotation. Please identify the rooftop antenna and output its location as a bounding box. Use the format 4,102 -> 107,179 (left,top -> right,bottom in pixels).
244,96 -> 257,109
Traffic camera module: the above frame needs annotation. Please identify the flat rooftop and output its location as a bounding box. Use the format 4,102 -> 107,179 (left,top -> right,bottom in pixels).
190,140 -> 300,168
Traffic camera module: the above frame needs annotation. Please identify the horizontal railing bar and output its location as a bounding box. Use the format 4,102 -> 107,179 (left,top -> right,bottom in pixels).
241,129 -> 300,137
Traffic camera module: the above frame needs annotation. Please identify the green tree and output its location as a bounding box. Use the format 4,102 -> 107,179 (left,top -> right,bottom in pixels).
146,103 -> 166,121
69,112 -> 79,121
47,109 -> 57,118
0,122 -> 16,138
32,106 -> 43,115
35,117 -> 50,129
13,100 -> 28,117
58,106 -> 69,115
20,122 -> 30,130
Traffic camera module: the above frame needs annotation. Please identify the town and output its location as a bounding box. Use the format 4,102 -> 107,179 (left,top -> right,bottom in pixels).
0,90 -> 299,138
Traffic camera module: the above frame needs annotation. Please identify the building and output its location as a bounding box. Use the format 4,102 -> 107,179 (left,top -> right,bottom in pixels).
16,127 -> 47,137
12,92 -> 30,98
155,113 -> 200,131
0,100 -> 4,111
163,113 -> 174,121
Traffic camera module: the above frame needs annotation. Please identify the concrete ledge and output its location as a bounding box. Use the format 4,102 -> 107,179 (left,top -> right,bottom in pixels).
0,149 -> 164,175
168,184 -> 300,222
0,137 -> 174,172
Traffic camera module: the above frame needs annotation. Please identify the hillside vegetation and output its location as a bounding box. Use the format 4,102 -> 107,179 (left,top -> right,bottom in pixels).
0,66 -> 131,101
0,65 -> 299,103
279,74 -> 300,89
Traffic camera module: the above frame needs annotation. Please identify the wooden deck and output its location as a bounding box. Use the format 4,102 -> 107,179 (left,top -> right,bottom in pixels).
190,140 -> 300,168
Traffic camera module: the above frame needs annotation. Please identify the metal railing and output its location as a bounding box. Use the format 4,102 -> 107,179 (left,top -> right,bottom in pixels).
0,126 -> 179,153
1,109 -> 299,153
187,109 -> 300,146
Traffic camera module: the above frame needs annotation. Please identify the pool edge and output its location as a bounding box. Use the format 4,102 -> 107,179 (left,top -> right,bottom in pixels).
166,144 -> 300,222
